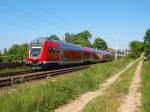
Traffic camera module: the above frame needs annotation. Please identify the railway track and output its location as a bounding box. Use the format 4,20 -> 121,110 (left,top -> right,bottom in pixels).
0,65 -> 89,87
0,62 -> 25,69
0,69 -> 41,77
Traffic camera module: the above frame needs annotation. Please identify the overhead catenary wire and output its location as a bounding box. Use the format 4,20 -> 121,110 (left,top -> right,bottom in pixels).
0,2 -> 71,32
0,18 -> 45,33
30,0 -> 65,20
0,9 -> 51,33
30,0 -> 73,32
0,9 -> 28,22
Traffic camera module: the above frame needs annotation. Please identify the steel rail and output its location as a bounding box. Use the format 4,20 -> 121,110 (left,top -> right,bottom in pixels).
0,65 -> 89,87
0,69 -> 41,77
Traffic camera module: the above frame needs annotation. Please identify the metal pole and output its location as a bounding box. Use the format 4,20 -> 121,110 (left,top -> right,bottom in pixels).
124,48 -> 126,56
115,35 -> 117,61
64,34 -> 66,42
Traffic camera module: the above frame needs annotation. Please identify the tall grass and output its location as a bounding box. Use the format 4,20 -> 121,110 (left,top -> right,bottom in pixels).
141,61 -> 150,112
82,60 -> 138,112
0,57 -> 132,112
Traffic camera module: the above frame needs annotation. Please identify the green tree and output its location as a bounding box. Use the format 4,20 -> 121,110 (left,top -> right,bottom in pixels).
144,29 -> 150,57
73,37 -> 92,47
129,41 -> 144,58
6,44 -> 17,61
75,30 -> 92,41
19,43 -> 28,61
48,34 -> 60,41
107,48 -> 115,51
65,33 -> 75,42
93,38 -> 108,50
65,30 -> 92,47
7,43 -> 28,62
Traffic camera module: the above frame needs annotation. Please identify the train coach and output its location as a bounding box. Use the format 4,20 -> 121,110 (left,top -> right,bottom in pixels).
27,37 -> 113,68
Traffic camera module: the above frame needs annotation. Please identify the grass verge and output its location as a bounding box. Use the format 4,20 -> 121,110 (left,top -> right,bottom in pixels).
82,60 -> 138,112
0,66 -> 31,74
0,57 -> 132,112
141,61 -> 150,112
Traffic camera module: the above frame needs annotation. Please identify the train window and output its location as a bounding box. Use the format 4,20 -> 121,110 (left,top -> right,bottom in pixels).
48,47 -> 53,53
53,48 -> 59,53
64,55 -> 69,61
55,48 -> 59,53
30,47 -> 41,57
53,48 -> 57,52
48,47 -> 59,54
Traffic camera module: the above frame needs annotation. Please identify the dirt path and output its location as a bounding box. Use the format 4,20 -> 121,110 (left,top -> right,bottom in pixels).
54,60 -> 137,112
118,60 -> 143,112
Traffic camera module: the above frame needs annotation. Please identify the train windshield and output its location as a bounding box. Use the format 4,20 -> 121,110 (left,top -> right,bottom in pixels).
30,47 -> 42,57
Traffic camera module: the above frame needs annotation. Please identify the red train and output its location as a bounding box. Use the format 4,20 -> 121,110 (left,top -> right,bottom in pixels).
27,38 -> 113,68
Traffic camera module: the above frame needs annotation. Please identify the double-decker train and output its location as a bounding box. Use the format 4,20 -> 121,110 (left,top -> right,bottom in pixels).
27,37 -> 113,68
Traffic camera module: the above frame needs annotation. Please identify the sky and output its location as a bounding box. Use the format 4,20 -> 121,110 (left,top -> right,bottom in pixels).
0,0 -> 149,51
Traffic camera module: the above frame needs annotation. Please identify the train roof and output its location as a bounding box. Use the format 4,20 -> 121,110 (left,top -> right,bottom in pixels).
91,48 -> 101,53
58,41 -> 84,51
100,50 -> 112,54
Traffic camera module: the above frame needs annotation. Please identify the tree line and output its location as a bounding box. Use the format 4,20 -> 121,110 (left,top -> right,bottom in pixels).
0,44 -> 28,62
0,30 -> 108,62
129,29 -> 150,59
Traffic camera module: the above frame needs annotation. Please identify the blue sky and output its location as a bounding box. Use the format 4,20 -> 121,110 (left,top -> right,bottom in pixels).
0,0 -> 149,51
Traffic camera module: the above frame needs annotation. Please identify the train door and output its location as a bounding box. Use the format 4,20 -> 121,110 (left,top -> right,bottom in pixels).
60,50 -> 64,64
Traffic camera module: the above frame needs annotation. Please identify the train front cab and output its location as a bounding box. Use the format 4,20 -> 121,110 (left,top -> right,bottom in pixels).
28,43 -> 44,67
28,38 -> 60,68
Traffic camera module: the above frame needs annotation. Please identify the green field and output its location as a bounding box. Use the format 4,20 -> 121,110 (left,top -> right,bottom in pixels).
141,61 -> 150,112
0,57 -> 132,112
82,60 -> 139,112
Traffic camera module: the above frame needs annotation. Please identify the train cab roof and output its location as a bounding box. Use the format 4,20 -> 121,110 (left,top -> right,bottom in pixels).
31,37 -> 51,44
